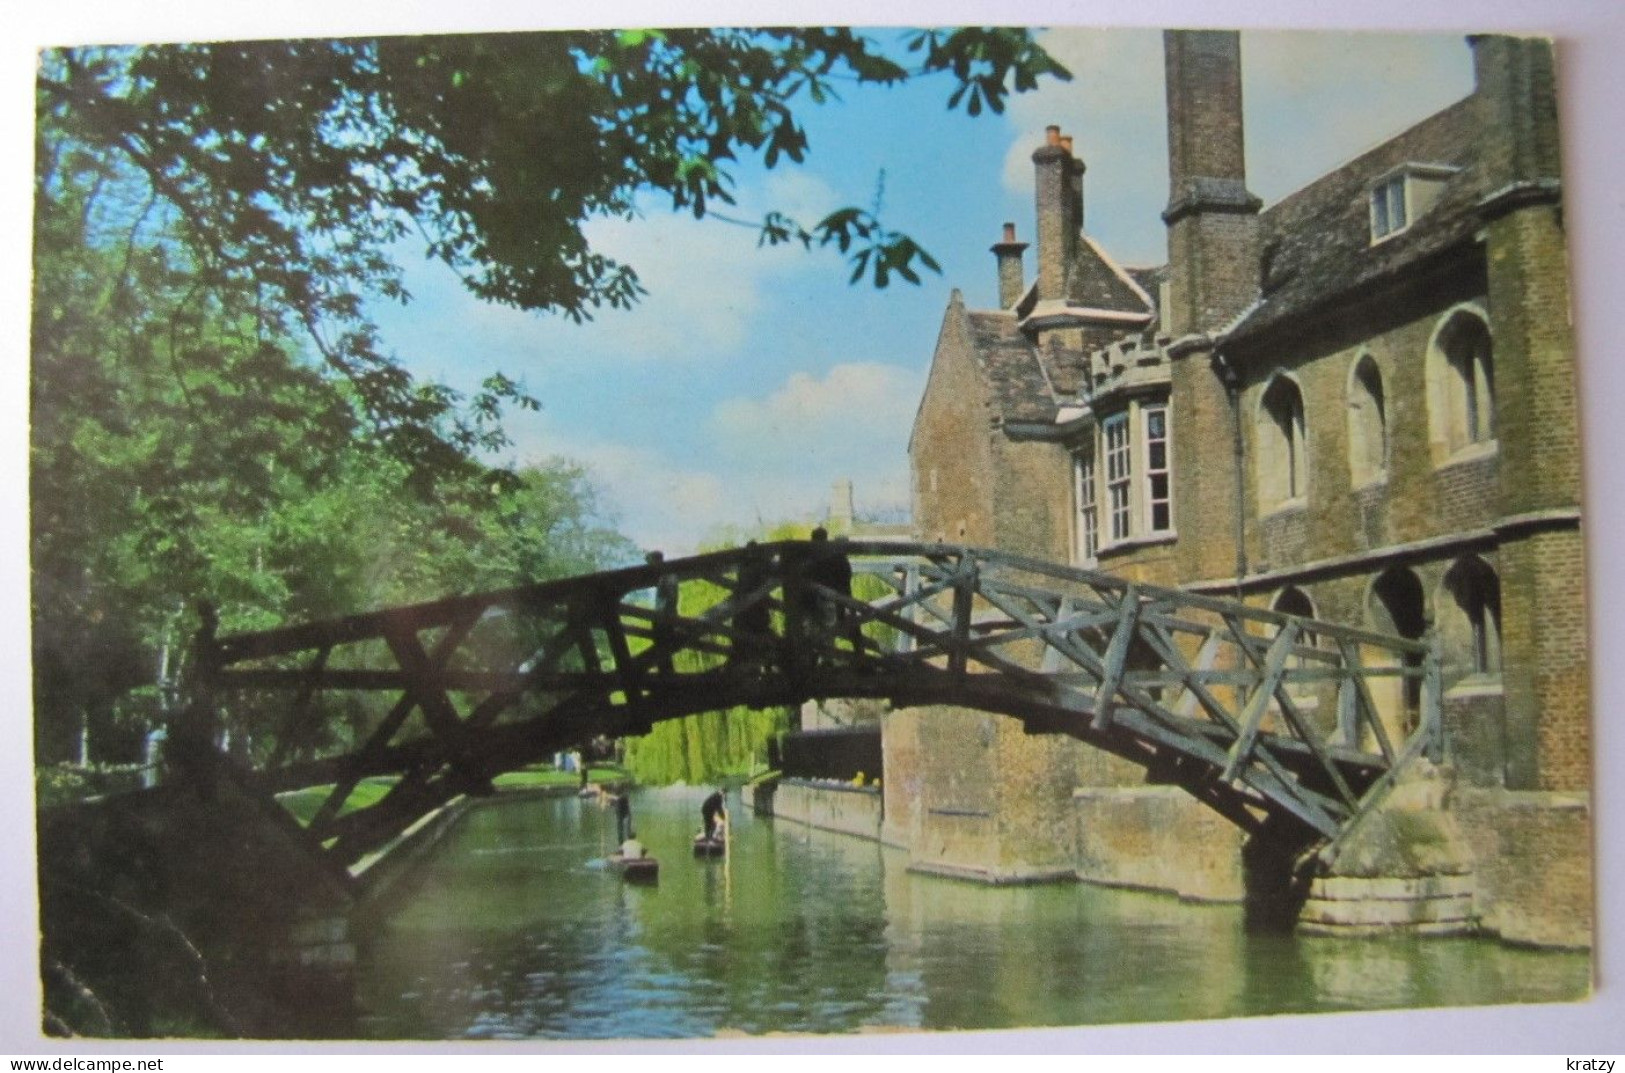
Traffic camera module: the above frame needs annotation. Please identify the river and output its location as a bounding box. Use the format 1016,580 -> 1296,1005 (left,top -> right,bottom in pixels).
354,788 -> 1589,1041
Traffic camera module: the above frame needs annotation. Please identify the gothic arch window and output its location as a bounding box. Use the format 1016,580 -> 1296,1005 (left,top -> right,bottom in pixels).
1427,307 -> 1496,461
1368,566 -> 1429,725
1257,374 -> 1307,511
1273,585 -> 1315,621
1272,586 -> 1319,702
1347,354 -> 1388,486
1439,556 -> 1503,679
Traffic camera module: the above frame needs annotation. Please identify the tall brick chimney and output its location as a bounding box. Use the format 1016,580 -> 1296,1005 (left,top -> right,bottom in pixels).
1468,35 -> 1562,191
1162,30 -> 1264,586
1162,30 -> 1262,337
1032,125 -> 1084,301
991,222 -> 1029,309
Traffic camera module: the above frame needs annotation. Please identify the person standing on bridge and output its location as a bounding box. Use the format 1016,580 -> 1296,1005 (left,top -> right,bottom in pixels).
805,527 -> 857,661
730,541 -> 773,669
646,550 -> 679,676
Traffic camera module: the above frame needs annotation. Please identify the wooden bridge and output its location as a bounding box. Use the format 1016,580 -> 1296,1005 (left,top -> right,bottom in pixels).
185,540 -> 1442,870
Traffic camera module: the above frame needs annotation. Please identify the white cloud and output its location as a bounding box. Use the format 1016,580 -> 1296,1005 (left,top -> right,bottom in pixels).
758,169 -> 845,229
568,209 -> 770,361
712,362 -> 920,444
1241,31 -> 1474,202
705,361 -> 922,525
526,170 -> 850,366
990,28 -> 1472,265
514,362 -> 923,554
522,437 -> 732,556
388,171 -> 852,378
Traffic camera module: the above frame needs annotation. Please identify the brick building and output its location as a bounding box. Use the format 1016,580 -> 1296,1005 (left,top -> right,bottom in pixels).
899,31 -> 1588,943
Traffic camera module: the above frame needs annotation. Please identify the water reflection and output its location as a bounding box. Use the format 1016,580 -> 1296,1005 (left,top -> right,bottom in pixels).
355,790 -> 1588,1040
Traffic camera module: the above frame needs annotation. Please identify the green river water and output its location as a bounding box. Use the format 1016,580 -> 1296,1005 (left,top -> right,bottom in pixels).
354,788 -> 1589,1041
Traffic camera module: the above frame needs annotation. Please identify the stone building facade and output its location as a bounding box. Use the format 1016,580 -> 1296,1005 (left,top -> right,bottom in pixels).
899,31 -> 1589,945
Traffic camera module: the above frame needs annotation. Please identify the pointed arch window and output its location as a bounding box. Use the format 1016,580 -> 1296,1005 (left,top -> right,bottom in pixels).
1257,375 -> 1307,511
1272,586 -> 1320,705
1440,556 -> 1502,679
1428,309 -> 1496,460
1348,355 -> 1388,487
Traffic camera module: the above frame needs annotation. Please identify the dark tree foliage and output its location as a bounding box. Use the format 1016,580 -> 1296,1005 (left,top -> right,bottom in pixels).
31,26 -> 1065,767
36,28 -> 1067,460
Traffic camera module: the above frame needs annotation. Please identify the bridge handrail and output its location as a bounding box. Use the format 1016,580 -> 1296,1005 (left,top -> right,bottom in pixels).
211,540 -> 1430,666
190,538 -> 1441,865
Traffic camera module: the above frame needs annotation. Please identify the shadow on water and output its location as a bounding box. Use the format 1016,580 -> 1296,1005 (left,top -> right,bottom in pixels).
1240,818 -> 1318,934
353,791 -> 1589,1040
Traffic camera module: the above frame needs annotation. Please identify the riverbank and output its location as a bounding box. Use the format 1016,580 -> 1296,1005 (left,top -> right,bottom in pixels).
352,789 -> 1590,1039
755,774 -> 1591,951
348,773 -> 634,927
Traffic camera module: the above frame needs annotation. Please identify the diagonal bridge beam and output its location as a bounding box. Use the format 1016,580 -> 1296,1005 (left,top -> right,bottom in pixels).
184,541 -> 1442,869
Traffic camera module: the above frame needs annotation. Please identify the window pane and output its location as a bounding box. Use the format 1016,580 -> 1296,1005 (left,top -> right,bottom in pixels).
1110,485 -> 1131,541
1076,446 -> 1098,561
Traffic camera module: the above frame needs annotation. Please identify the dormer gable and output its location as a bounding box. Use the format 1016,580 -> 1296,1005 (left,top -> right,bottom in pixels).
1369,163 -> 1462,243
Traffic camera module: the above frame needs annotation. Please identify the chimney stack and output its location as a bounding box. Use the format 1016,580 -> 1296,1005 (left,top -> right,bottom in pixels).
1032,125 -> 1084,302
1162,30 -> 1262,335
1468,35 -> 1561,191
991,222 -> 1029,309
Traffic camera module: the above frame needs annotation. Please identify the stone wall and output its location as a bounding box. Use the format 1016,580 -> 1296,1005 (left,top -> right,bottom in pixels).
1453,787 -> 1592,948
37,777 -> 359,1036
767,779 -> 884,842
1073,787 -> 1247,902
911,294 -> 996,547
1230,264 -> 1491,576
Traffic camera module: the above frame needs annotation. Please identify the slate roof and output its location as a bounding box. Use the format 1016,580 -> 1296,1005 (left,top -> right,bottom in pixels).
1067,237 -> 1156,314
1228,94 -> 1487,343
1039,342 -> 1092,398
965,310 -> 1058,424
1126,265 -> 1167,317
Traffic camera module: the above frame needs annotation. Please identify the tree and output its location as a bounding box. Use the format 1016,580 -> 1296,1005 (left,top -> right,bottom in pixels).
31,26 -> 1067,769
29,144 -> 636,766
621,520 -> 818,786
36,29 -> 1068,478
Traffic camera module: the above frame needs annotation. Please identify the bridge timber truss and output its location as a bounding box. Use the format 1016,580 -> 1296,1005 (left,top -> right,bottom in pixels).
190,540 -> 1442,870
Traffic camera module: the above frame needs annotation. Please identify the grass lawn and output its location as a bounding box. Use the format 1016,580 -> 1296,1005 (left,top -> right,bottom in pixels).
490,765 -> 624,789
276,776 -> 399,826
275,766 -> 627,826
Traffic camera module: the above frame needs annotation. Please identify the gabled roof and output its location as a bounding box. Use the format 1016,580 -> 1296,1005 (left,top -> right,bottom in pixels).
1019,234 -> 1157,333
1228,95 -> 1489,343
965,310 -> 1058,424
1068,236 -> 1157,313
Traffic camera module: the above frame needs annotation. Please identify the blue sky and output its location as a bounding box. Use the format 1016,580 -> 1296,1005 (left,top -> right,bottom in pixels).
370,27 -> 1475,554
7,1 -> 1625,1056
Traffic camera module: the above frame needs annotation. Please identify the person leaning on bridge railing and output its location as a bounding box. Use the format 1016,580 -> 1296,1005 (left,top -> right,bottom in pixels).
645,550 -> 679,676
803,528 -> 858,663
730,540 -> 773,669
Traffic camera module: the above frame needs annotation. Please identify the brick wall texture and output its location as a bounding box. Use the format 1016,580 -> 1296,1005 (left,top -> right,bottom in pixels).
899,33 -> 1590,923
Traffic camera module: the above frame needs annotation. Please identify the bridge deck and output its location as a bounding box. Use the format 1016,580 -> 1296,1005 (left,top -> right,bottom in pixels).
180,541 -> 1442,869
